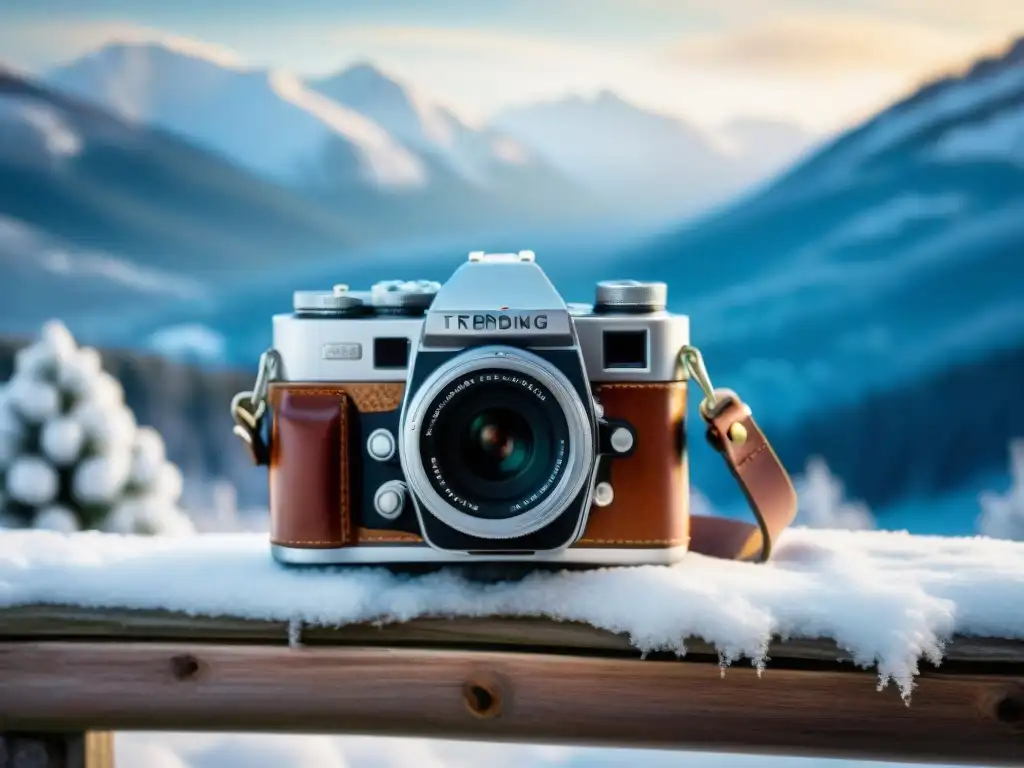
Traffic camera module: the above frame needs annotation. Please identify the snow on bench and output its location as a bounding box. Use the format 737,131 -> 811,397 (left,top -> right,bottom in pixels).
3,526 -> 1023,700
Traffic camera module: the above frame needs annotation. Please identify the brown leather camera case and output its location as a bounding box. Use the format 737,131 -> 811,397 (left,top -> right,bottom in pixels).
267,381 -> 687,551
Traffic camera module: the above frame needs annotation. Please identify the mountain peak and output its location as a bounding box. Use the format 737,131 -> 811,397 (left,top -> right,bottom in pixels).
964,34 -> 1024,79
315,61 -> 409,102
1008,35 -> 1024,61
69,36 -> 246,72
506,89 -> 650,119
312,61 -> 549,183
594,89 -> 628,106
311,61 -> 455,147
333,61 -> 397,85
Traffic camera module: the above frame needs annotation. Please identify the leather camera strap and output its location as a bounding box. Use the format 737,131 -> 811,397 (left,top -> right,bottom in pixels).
686,389 -> 798,563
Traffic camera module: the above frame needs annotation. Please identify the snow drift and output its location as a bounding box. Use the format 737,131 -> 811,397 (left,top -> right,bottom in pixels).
2,525 -> 1022,701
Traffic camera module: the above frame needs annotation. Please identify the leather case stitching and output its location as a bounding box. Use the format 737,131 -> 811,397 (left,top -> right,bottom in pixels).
273,539 -> 348,546
339,392 -> 350,545
275,537 -> 689,546
358,535 -> 422,542
736,441 -> 769,469
597,383 -> 685,390
268,384 -> 404,413
578,538 -> 688,545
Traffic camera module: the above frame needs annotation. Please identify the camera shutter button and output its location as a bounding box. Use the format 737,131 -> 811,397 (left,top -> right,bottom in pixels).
367,428 -> 396,461
374,480 -> 407,520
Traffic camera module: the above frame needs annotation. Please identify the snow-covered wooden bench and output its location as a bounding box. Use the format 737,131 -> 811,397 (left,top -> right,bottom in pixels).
1,528 -> 1023,767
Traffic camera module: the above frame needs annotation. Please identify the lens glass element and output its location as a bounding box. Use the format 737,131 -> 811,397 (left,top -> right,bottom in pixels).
464,408 -> 533,482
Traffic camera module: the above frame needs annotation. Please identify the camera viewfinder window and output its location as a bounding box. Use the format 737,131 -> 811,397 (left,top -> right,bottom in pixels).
603,330 -> 648,370
374,337 -> 411,369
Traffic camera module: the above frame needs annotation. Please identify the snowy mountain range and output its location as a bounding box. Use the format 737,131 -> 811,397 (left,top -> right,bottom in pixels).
0,36 -> 820,330
45,44 -> 429,191
40,40 -> 810,224
40,42 -> 619,240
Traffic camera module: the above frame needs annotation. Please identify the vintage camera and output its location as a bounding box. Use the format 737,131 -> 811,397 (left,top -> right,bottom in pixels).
247,251 -> 693,566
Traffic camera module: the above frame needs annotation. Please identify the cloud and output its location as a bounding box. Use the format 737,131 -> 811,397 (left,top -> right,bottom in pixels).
602,0 -> 1024,31
863,0 -> 1024,30
664,13 -> 1009,78
326,24 -> 639,69
795,457 -> 876,531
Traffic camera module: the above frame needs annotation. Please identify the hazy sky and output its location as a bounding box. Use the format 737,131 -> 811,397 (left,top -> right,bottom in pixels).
1,0 -> 1020,134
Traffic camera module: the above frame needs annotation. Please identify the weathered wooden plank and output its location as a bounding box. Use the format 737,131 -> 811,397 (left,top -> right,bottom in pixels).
1,604 -> 1022,665
0,642 -> 1021,766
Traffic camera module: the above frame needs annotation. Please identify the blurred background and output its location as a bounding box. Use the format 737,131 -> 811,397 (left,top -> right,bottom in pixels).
1,0 -> 1023,764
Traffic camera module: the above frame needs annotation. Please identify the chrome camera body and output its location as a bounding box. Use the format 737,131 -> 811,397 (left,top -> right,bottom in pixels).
267,251 -> 691,566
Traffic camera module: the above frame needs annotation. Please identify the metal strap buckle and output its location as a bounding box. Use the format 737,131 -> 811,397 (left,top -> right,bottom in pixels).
680,345 -> 726,417
679,345 -> 749,445
229,349 -> 281,466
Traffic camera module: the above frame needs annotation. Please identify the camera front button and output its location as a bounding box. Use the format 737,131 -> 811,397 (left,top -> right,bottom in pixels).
374,480 -> 407,520
593,482 -> 614,507
367,428 -> 397,462
610,426 -> 634,454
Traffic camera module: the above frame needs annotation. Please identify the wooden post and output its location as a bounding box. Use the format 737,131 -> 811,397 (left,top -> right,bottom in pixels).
0,732 -> 113,768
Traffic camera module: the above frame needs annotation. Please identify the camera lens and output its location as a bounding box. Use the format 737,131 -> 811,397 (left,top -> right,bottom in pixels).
463,408 -> 533,482
402,347 -> 595,540
417,367 -> 570,521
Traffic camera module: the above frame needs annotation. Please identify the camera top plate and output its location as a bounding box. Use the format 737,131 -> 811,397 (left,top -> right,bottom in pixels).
420,252 -> 575,348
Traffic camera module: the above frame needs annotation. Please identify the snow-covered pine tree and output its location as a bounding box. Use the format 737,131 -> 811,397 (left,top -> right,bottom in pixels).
0,320 -> 195,535
978,439 -> 1024,541
794,456 -> 876,530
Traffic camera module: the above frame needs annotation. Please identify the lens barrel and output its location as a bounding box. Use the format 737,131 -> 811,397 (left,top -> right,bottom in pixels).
418,366 -> 569,521
401,347 -> 594,540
